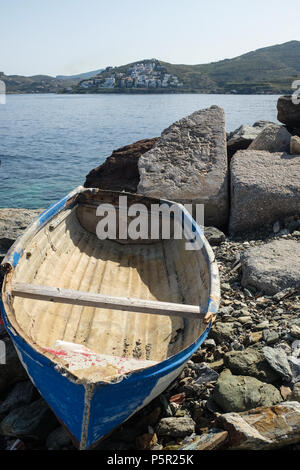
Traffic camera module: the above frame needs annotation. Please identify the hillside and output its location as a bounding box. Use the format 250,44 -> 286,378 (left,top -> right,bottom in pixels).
2,41 -> 300,94
56,69 -> 104,80
1,72 -> 78,94
72,41 -> 300,94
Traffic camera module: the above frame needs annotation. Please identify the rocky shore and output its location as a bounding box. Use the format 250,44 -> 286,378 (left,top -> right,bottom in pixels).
0,95 -> 300,450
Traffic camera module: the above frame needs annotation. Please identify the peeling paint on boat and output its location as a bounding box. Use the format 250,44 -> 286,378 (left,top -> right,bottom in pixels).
1,187 -> 220,449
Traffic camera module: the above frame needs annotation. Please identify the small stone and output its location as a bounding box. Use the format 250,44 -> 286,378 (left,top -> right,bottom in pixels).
262,330 -> 279,345
156,417 -> 196,438
169,393 -> 186,405
243,288 -> 254,298
204,227 -> 226,246
288,356 -> 300,384
135,433 -> 158,450
280,385 -> 292,400
263,346 -> 293,382
210,323 -> 236,344
203,339 -> 216,349
238,316 -> 253,325
273,221 -> 281,234
248,331 -> 263,344
292,382 -> 300,401
221,283 -> 231,292
0,381 -> 35,418
255,321 -> 270,331
291,340 -> 300,358
0,399 -> 58,439
193,363 -> 219,385
291,324 -> 300,339
46,426 -> 72,450
159,395 -> 173,417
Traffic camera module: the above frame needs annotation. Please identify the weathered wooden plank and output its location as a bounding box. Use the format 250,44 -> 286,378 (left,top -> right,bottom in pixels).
11,282 -> 202,319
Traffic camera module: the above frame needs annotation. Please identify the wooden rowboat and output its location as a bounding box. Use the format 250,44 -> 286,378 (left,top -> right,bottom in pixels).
1,186 -> 220,449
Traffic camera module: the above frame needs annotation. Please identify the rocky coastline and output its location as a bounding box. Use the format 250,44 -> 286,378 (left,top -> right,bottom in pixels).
0,95 -> 300,451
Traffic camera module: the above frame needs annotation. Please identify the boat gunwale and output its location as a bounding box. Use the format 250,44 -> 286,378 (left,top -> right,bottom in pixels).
1,186 -> 220,384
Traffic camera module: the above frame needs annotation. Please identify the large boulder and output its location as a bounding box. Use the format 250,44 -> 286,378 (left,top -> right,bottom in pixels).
0,209 -> 43,257
248,124 -> 291,153
229,150 -> 300,234
213,370 -> 282,413
223,346 -> 280,384
290,135 -> 300,154
84,138 -> 158,193
241,239 -> 300,295
216,402 -> 300,450
277,95 -> 300,129
227,121 -> 274,158
138,106 -> 229,229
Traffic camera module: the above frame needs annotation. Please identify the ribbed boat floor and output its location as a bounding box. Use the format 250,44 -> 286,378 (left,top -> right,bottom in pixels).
12,210 -> 205,368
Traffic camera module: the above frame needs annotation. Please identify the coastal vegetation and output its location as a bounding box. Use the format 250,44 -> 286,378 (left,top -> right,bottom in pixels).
2,41 -> 300,95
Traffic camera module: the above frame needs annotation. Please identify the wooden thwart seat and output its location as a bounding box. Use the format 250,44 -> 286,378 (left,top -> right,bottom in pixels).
11,282 -> 202,320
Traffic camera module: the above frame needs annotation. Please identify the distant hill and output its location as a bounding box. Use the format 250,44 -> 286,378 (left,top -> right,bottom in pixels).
1,72 -> 78,94
3,41 -> 300,94
71,41 -> 300,94
56,69 -> 104,80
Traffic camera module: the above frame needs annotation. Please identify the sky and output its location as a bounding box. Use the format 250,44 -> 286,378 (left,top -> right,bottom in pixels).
1,0 -> 300,77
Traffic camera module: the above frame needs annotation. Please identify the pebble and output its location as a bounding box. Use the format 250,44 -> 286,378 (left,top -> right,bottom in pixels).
262,330 -> 279,345
291,325 -> 300,339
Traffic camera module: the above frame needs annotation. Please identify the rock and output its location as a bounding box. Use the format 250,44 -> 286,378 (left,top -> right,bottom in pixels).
135,432 -> 158,450
263,346 -> 292,382
227,121 -> 273,158
192,363 -> 219,385
210,323 -> 236,344
292,340 -> 300,358
291,324 -> 300,339
0,209 -> 43,255
262,330 -> 279,345
290,135 -> 300,155
247,331 -> 263,345
277,95 -> 300,128
0,398 -> 58,439
138,106 -> 229,229
156,417 -> 196,438
180,429 -> 228,450
213,370 -> 282,413
0,336 -> 28,394
46,426 -> 72,450
169,393 -> 186,405
255,320 -> 270,331
216,401 -> 300,449
241,240 -> 300,295
288,356 -> 300,384
229,150 -> 300,234
84,138 -> 158,193
280,385 -> 292,400
292,383 -> 300,401
248,124 -> 291,153
204,227 -> 226,246
0,381 -> 35,418
223,346 -> 280,384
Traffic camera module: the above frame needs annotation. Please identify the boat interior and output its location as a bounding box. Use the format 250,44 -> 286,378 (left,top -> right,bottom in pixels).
3,190 -> 212,382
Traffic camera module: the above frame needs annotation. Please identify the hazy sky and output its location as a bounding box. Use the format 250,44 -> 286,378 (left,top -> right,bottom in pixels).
1,0 -> 300,76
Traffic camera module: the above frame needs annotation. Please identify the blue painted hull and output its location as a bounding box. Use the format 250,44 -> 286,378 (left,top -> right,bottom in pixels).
0,301 -> 210,448
1,186 -> 219,449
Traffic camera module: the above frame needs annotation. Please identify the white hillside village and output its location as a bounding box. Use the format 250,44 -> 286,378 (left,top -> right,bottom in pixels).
79,60 -> 184,90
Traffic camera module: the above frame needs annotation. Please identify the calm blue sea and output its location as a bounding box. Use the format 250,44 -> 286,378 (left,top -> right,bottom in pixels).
0,93 -> 280,209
